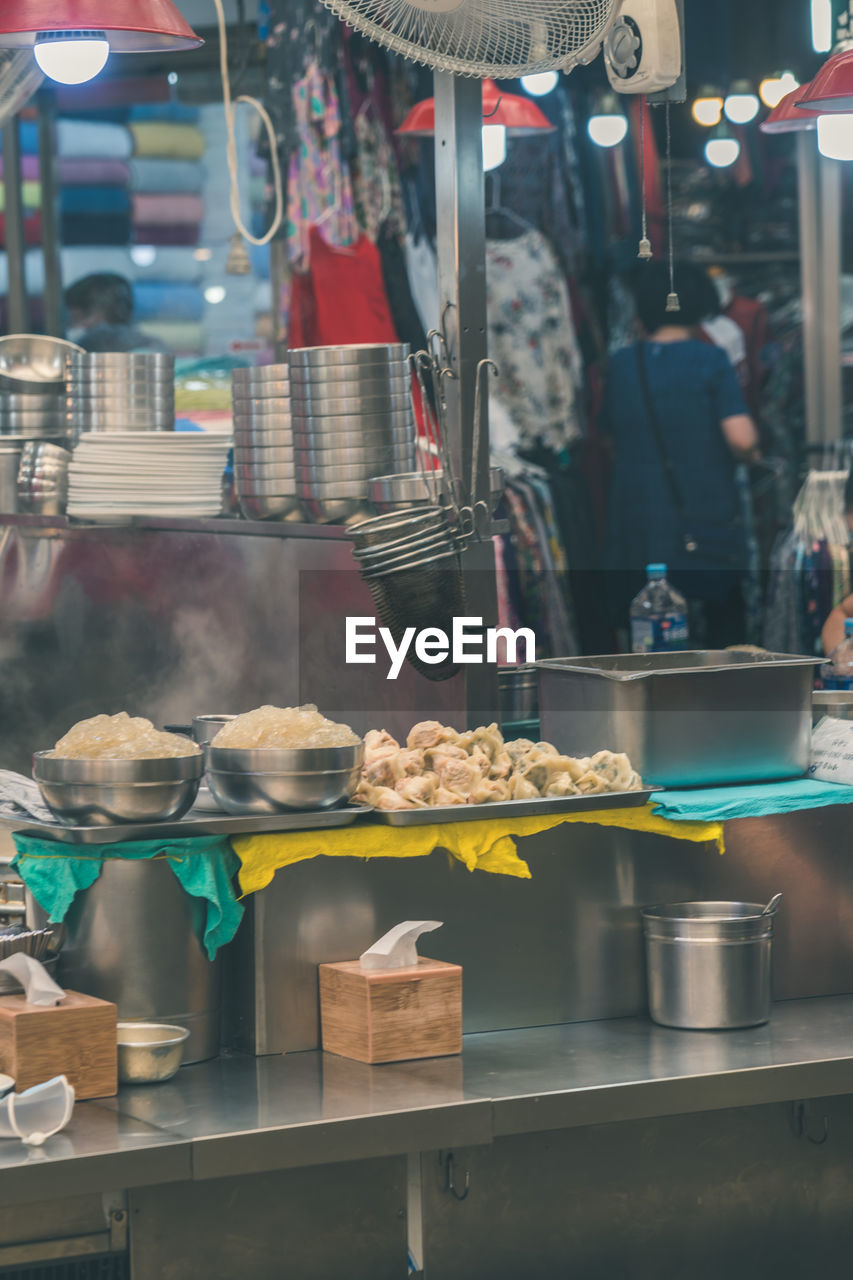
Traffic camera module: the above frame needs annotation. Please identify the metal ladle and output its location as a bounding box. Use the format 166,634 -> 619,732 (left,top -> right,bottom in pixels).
762,892 -> 783,916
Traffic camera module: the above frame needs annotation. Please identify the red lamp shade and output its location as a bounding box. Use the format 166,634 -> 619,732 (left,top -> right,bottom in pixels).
796,51 -> 853,113
760,83 -> 820,134
397,78 -> 555,138
0,0 -> 202,52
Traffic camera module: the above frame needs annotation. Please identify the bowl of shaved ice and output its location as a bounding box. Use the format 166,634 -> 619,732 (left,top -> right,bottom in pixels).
34,712 -> 203,826
206,704 -> 364,814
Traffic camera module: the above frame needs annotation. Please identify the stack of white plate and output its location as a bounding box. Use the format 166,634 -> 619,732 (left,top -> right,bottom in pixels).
67,432 -> 232,523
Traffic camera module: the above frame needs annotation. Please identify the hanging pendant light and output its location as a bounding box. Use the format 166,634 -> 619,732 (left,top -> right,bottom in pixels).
797,7 -> 853,113
396,79 -> 555,138
0,0 -> 202,84
723,79 -> 760,125
704,123 -> 741,168
587,92 -> 629,148
760,83 -> 820,134
691,85 -> 724,128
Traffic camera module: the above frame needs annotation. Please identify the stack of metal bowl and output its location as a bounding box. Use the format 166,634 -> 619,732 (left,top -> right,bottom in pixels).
289,343 -> 416,524
206,742 -> 364,815
349,506 -> 467,681
367,465 -> 506,516
33,752 -> 203,826
16,441 -> 71,516
0,335 -> 81,512
66,352 -> 175,439
231,365 -> 297,521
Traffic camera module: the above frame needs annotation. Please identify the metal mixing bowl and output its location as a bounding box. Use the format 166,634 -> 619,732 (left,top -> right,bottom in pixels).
238,492 -> 302,520
0,335 -> 84,383
288,343 -> 409,367
33,752 -> 203,826
206,742 -> 364,813
117,1022 -> 190,1084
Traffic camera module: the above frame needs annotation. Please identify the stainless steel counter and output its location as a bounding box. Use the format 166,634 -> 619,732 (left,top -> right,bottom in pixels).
3,995 -> 853,1207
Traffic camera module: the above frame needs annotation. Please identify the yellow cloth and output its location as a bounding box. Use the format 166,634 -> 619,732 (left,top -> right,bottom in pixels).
0,182 -> 40,211
233,805 -> 724,897
130,123 -> 206,160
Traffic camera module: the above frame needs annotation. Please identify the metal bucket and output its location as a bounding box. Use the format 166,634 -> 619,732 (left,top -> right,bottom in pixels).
642,901 -> 775,1030
27,858 -> 221,1063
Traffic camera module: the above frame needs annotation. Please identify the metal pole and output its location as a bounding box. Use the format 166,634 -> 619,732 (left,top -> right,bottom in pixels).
433,72 -> 498,724
797,130 -> 823,446
818,150 -> 843,444
37,91 -> 63,337
2,115 -> 28,333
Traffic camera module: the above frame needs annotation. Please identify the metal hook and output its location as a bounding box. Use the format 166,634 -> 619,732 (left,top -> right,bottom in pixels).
791,1101 -> 830,1145
443,1151 -> 470,1201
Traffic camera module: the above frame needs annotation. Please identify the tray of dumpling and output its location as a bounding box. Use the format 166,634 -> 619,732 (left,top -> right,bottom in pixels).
355,721 -> 652,824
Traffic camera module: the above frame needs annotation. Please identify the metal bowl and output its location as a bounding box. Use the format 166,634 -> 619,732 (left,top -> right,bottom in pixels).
237,476 -> 298,496
289,395 -> 413,420
233,445 -> 294,466
230,396 -> 290,416
0,392 -> 65,411
296,481 -> 371,501
288,343 -> 409,368
368,470 -> 445,512
207,742 -> 364,813
238,492 -> 302,521
300,496 -> 371,524
232,415 -> 294,434
288,370 -> 410,395
117,1022 -> 189,1084
0,409 -> 67,426
67,352 -> 174,372
0,335 -> 84,383
231,363 -> 289,383
231,381 -> 290,402
66,376 -> 174,394
235,465 -> 295,484
33,751 -> 203,826
66,393 -> 175,411
68,410 -> 175,429
192,715 -> 238,745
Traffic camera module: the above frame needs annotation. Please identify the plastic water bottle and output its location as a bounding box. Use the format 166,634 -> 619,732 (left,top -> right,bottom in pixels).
630,564 -> 689,654
822,618 -> 853,689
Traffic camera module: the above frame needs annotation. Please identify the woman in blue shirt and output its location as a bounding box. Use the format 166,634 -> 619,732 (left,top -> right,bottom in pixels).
601,262 -> 759,647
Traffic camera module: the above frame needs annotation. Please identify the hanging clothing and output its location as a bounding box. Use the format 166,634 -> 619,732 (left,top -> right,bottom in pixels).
286,61 -> 358,270
486,229 -> 583,455
289,226 -> 399,347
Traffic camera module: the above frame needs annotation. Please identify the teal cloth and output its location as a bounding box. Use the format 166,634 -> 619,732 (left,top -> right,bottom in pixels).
651,778 -> 853,823
10,835 -> 243,961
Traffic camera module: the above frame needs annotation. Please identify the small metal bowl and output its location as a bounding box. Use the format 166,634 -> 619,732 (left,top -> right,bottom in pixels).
207,742 -> 364,814
33,751 -> 203,826
0,335 -> 83,383
231,363 -> 289,383
238,492 -> 302,521
192,714 -> 238,745
117,1022 -> 190,1084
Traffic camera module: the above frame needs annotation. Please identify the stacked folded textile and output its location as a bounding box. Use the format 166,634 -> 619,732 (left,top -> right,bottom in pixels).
55,120 -> 134,246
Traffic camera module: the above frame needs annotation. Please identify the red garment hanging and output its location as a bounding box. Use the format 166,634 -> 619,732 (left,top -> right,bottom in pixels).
289,227 -> 400,348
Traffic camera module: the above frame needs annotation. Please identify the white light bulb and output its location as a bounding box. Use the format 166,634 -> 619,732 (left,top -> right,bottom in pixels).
587,114 -> 628,147
759,72 -> 799,109
817,114 -> 853,160
130,246 -> 157,268
723,92 -> 760,125
521,71 -> 559,97
812,0 -> 833,53
692,97 -> 723,127
482,123 -> 507,171
34,36 -> 109,85
705,137 -> 741,168
204,285 -> 227,305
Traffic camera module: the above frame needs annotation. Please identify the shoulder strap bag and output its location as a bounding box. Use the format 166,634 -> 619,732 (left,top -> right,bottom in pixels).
635,344 -> 698,555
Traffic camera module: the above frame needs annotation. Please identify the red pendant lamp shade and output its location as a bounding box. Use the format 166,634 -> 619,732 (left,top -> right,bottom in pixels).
397,79 -> 555,137
797,51 -> 853,113
0,0 -> 203,51
760,83 -> 820,133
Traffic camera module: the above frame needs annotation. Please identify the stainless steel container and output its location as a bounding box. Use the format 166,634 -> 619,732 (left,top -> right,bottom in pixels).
536,651 -> 821,788
33,751 -> 203,826
498,665 -> 539,723
642,901 -> 776,1029
812,690 -> 853,725
29,858 -> 222,1063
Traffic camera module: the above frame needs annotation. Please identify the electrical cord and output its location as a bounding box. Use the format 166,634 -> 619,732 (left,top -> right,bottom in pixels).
213,0 -> 283,246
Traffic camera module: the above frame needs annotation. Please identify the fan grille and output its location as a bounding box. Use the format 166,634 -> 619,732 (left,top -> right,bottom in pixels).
318,0 -> 620,77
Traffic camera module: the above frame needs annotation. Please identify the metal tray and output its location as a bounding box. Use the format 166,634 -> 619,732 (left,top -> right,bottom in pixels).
368,790 -> 654,826
11,804 -> 371,845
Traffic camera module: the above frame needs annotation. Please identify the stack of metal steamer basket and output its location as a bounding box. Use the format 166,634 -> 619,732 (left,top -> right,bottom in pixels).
65,352 -> 175,439
289,343 -> 417,524
230,364 -> 297,521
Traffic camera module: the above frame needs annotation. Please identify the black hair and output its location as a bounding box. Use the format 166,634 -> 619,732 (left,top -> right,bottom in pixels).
846,468 -> 853,513
65,273 -> 134,326
632,261 -> 719,335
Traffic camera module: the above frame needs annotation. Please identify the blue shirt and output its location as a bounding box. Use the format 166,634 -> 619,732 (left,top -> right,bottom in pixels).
602,339 -> 748,593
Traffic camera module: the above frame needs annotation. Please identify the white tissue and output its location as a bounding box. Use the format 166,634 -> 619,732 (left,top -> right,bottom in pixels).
0,955 -> 64,1007
359,920 -> 442,972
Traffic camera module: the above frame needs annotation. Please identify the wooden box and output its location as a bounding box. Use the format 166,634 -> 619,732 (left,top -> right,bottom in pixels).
319,957 -> 462,1064
0,990 -> 117,1098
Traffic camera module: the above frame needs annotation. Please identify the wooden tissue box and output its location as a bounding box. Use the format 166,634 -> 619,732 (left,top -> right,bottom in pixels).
0,990 -> 117,1098
319,957 -> 462,1064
